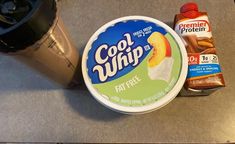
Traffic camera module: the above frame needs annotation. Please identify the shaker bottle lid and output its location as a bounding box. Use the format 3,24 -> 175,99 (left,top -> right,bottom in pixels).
82,16 -> 188,114
0,0 -> 56,52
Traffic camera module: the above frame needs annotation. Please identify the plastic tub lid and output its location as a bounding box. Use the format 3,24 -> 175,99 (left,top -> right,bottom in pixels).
82,16 -> 188,114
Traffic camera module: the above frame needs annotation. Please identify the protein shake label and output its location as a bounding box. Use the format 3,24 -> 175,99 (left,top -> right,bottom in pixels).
174,2 -> 225,91
85,20 -> 183,107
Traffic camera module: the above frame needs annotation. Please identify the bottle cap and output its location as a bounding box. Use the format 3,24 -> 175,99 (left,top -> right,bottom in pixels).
180,2 -> 198,13
180,2 -> 200,18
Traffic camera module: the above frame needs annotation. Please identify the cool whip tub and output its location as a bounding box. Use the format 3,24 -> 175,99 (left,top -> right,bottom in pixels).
82,16 -> 188,114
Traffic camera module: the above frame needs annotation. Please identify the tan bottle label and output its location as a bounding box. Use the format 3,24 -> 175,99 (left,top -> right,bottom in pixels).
14,18 -> 79,87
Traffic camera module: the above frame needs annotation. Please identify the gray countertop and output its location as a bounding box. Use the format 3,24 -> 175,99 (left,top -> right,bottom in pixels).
0,0 -> 235,143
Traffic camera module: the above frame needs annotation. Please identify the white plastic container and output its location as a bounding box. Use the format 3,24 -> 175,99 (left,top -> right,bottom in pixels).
82,16 -> 188,114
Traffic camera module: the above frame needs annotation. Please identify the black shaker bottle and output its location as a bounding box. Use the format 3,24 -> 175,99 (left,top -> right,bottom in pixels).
0,0 -> 80,87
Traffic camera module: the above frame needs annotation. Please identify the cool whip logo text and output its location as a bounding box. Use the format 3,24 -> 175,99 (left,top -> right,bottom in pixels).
178,20 -> 210,34
93,33 -> 144,82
